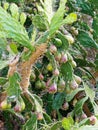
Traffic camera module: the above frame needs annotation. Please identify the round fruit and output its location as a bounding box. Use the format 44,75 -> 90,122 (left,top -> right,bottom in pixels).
90,115 -> 97,125
62,102 -> 69,110
71,60 -> 77,68
0,99 -> 11,110
65,35 -> 74,44
70,80 -> 78,90
35,80 -> 42,89
72,98 -> 77,106
41,81 -> 46,89
55,52 -> 61,62
46,63 -> 53,71
74,75 -> 82,85
54,38 -> 62,47
61,53 -> 68,63
53,68 -> 59,76
49,45 -> 57,54
48,82 -> 57,94
39,73 -> 44,80
37,112 -> 43,120
14,104 -> 21,112
81,113 -> 87,120
58,79 -> 65,92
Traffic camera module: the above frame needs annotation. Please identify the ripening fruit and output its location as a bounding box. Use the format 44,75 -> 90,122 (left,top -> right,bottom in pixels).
53,68 -> 59,76
70,80 -> 78,90
72,98 -> 77,106
14,104 -> 21,112
54,38 -> 62,47
35,80 -> 42,89
71,60 -> 77,68
62,102 -> 69,110
74,75 -> 82,85
0,99 -> 11,110
50,45 -> 57,54
20,100 -> 25,111
48,82 -> 57,94
81,113 -> 87,120
55,52 -> 61,62
58,79 -> 65,92
65,35 -> 74,44
37,112 -> 43,120
90,115 -> 97,125
46,63 -> 53,71
39,73 -> 44,80
61,53 -> 68,63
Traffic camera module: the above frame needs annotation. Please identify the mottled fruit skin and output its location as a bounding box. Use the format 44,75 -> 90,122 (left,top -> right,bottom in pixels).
61,53 -> 68,63
39,73 -> 44,80
48,82 -> 57,94
0,99 -> 11,110
65,35 -> 74,44
90,115 -> 97,125
55,53 -> 61,62
62,102 -> 69,110
37,112 -> 43,120
50,45 -> 57,54
70,80 -> 78,90
14,105 -> 21,112
53,68 -> 59,76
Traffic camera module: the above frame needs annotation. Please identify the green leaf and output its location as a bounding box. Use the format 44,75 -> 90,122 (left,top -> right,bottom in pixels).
0,38 -> 7,50
0,77 -> 8,85
61,62 -> 73,80
62,13 -> 77,25
49,0 -> 67,36
22,113 -> 37,130
0,6 -> 34,51
9,43 -> 18,54
84,83 -> 95,102
73,97 -> 88,116
32,14 -> 48,31
52,93 -> 65,110
77,30 -> 98,49
6,72 -> 21,98
62,117 -> 74,130
79,125 -> 98,130
0,60 -> 9,70
66,88 -> 84,102
50,121 -> 62,130
93,16 -> 98,35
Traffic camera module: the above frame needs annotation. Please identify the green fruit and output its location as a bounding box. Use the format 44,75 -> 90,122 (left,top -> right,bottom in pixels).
46,63 -> 53,71
41,81 -> 46,89
0,99 -> 11,110
54,38 -> 62,47
35,80 -> 42,89
74,75 -> 82,85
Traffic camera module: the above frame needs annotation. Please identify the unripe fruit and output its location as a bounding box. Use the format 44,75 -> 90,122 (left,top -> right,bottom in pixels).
72,98 -> 77,106
53,68 -> 59,76
46,63 -> 53,71
37,112 -> 43,120
39,73 -> 44,80
50,45 -> 57,54
48,82 -> 57,94
54,38 -> 62,47
58,79 -> 65,92
20,100 -> 25,111
71,60 -> 77,68
70,80 -> 78,90
90,115 -> 97,125
65,35 -> 74,44
41,81 -> 46,89
74,75 -> 82,85
35,80 -> 42,89
61,53 -> 68,63
0,100 -> 11,110
55,53 -> 61,62
30,73 -> 36,82
3,2 -> 9,10
62,102 -> 69,110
